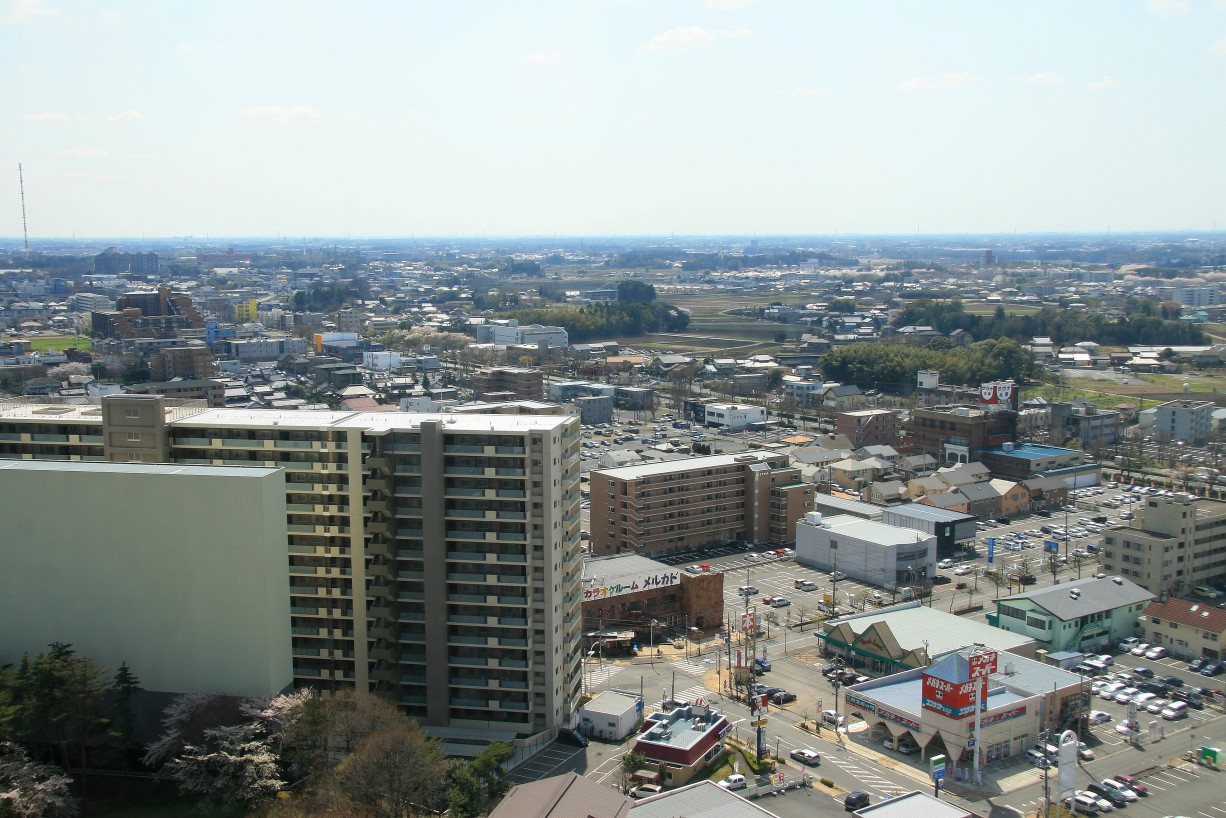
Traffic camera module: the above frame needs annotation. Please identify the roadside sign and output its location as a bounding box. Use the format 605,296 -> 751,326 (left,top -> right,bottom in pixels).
1202,746 -> 1220,765
930,754 -> 947,781
1045,540 -> 1059,552
741,611 -> 756,633
966,739 -> 975,749
969,651 -> 998,678
751,718 -> 768,727
986,537 -> 995,564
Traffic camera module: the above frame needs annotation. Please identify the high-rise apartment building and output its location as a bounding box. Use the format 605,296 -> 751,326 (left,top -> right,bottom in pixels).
589,451 -> 814,557
0,395 -> 583,754
1098,495 -> 1226,597
1152,399 -> 1214,445
94,247 -> 160,276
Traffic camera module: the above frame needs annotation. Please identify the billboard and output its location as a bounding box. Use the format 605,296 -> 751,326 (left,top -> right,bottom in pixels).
921,673 -> 979,718
969,651 -> 998,679
986,537 -> 995,564
583,570 -> 680,601
978,381 -> 1019,410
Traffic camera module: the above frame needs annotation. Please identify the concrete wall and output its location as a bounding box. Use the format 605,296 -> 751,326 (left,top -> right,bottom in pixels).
0,460 -> 291,697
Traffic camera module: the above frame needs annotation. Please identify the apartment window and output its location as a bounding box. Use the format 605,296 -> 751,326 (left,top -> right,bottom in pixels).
126,432 -> 141,442
125,408 -> 140,418
829,539 -> 838,550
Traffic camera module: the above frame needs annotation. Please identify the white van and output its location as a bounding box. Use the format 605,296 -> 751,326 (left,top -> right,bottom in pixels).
1070,793 -> 1101,815
1161,701 -> 1188,720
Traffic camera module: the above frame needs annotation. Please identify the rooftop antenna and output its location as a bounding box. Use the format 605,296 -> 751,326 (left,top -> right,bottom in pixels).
18,163 -> 30,257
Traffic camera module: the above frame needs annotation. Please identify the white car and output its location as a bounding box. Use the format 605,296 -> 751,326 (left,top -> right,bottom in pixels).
1113,687 -> 1140,704
1130,642 -> 1150,656
744,554 -> 759,562
1077,790 -> 1114,812
1099,779 -> 1138,802
830,571 -> 846,581
1145,698 -> 1169,714
954,565 -> 971,576
719,774 -> 747,790
937,559 -> 954,569
789,748 -> 821,766
1088,710 -> 1113,725
1097,655 -> 1114,666
1144,646 -> 1169,660
1098,682 -> 1126,700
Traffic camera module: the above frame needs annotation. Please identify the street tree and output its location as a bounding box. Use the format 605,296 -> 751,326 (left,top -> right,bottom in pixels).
616,751 -> 648,794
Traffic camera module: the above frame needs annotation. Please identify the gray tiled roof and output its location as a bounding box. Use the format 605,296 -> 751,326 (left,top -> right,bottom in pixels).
1002,576 -> 1154,621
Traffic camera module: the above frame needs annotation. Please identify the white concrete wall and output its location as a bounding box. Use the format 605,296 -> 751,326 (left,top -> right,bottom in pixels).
0,461 -> 291,697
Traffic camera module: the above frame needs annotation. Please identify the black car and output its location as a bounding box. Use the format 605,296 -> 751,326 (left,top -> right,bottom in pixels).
1132,666 -> 1155,679
932,575 -> 951,584
770,690 -> 797,705
1138,681 -> 1168,695
1202,662 -> 1224,676
844,791 -> 871,811
1190,657 -> 1208,672
822,664 -> 839,677
558,727 -> 589,747
1037,509 -> 1053,517
995,517 -> 1010,524
1087,783 -> 1128,807
754,658 -> 772,673
1161,675 -> 1184,688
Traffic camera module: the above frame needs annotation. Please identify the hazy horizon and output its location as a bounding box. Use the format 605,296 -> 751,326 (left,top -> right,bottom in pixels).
4,0 -> 1225,238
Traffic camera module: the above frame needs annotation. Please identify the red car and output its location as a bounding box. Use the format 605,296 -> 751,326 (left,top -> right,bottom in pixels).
1113,774 -> 1147,796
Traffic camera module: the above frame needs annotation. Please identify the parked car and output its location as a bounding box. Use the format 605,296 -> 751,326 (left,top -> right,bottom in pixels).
822,709 -> 845,727
557,727 -> 589,747
830,571 -> 847,581
1098,779 -> 1138,803
1088,710 -> 1113,725
1202,661 -> 1224,676
1144,646 -> 1169,660
1024,749 -> 1050,767
1086,783 -> 1127,807
1190,657 -> 1208,672
770,690 -> 797,705
1074,791 -> 1112,814
1113,774 -> 1148,796
1161,674 -> 1183,688
1132,666 -> 1155,679
1130,642 -> 1150,656
1117,637 -> 1140,653
632,784 -> 664,798
719,774 -> 747,791
790,748 -> 821,766
1113,687 -> 1140,704
844,792 -> 871,811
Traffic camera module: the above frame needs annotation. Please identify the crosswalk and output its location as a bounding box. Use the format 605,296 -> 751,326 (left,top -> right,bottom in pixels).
670,658 -> 712,676
821,753 -> 906,798
584,663 -> 625,687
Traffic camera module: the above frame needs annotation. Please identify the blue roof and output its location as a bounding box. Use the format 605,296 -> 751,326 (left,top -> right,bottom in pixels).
983,443 -> 1081,461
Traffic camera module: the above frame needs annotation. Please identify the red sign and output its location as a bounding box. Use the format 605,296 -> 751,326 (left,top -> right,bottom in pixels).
969,652 -> 998,679
981,705 -> 1026,726
741,612 -> 756,633
922,673 -> 977,717
751,693 -> 768,713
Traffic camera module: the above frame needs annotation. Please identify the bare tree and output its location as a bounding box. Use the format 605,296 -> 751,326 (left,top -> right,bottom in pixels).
333,722 -> 446,818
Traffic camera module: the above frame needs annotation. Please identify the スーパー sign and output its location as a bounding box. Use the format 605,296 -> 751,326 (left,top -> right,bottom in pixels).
583,571 -> 680,600
980,705 -> 1026,727
969,651 -> 998,679
876,706 -> 921,731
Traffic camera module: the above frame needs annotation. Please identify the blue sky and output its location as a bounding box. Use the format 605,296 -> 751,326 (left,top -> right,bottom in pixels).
2,0 -> 1225,238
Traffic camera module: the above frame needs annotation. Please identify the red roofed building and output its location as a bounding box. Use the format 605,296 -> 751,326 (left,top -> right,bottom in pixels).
1141,597 -> 1226,662
632,702 -> 732,788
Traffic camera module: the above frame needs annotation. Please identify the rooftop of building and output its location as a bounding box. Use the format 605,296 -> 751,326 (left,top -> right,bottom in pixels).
169,408 -> 574,433
856,790 -> 979,818
636,704 -> 729,754
583,690 -> 641,717
800,515 -> 933,547
489,772 -> 632,818
981,443 -> 1082,460
883,503 -> 976,524
1001,575 -> 1154,621
824,602 -> 1033,657
1154,399 -> 1215,410
593,450 -> 786,480
1144,597 -> 1226,633
583,553 -> 675,583
0,460 -> 280,479
629,780 -> 784,818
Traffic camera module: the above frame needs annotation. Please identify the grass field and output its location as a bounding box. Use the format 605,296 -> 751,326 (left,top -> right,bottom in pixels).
962,302 -> 1044,316
26,335 -> 82,351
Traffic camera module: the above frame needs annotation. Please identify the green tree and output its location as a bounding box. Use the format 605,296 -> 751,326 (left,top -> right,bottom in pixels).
616,751 -> 648,794
471,741 -> 512,803
446,761 -> 483,818
617,281 -> 657,303
333,722 -> 446,818
110,663 -> 142,768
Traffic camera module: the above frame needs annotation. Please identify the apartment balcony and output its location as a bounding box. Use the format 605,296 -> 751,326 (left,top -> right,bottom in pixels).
366,538 -> 391,559
366,498 -> 392,515
365,455 -> 390,472
367,561 -> 394,580
370,644 -> 398,663
446,486 -> 486,498
369,621 -> 396,641
370,665 -> 399,685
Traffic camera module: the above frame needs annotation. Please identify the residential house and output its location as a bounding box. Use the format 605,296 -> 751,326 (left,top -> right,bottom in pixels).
990,479 -> 1031,518
992,576 -> 1154,654
1141,597 -> 1226,662
863,480 -> 907,506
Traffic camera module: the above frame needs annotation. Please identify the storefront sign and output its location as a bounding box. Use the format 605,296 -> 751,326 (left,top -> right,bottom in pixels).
843,692 -> 876,713
969,651 -> 998,678
583,571 -> 679,600
922,673 -> 978,716
858,634 -> 886,654
921,697 -> 976,718
980,705 -> 1026,727
876,706 -> 922,731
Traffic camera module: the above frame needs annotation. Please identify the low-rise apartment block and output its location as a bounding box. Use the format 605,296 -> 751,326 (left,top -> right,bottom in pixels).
1098,495 -> 1226,597
1152,399 -> 1214,445
588,451 -> 813,556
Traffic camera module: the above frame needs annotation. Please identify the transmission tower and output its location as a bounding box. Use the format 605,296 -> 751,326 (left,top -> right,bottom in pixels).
18,163 -> 29,257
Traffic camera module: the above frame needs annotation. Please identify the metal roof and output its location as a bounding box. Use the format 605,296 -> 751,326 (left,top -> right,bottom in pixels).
825,602 -> 1033,657
1002,576 -> 1154,622
629,780 -> 782,818
884,503 -> 974,524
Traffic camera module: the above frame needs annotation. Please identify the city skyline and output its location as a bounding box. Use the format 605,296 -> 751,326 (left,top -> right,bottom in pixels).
3,0 -> 1225,238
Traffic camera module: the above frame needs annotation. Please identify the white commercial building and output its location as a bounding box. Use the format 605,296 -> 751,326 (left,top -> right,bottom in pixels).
796,513 -> 936,590
578,690 -> 642,742
0,460 -> 292,698
363,350 -> 403,371
702,403 -> 765,431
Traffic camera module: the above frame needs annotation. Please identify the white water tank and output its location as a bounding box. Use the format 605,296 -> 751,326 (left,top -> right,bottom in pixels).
918,370 -> 940,390
805,511 -> 822,526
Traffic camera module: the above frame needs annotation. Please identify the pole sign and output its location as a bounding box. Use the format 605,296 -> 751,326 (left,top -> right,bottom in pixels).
1045,540 -> 1059,553
986,537 -> 995,564
741,611 -> 756,633
930,754 -> 947,781
969,651 -> 998,678
751,693 -> 768,713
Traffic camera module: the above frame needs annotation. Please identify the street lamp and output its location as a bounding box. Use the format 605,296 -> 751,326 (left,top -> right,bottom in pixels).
650,619 -> 659,659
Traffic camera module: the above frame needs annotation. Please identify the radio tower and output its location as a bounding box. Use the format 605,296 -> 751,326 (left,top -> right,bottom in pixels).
18,163 -> 30,257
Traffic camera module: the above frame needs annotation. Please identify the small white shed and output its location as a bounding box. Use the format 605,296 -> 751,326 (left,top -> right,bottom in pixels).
579,690 -> 641,742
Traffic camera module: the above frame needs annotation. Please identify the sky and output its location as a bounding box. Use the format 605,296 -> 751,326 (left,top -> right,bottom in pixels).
2,0 -> 1225,239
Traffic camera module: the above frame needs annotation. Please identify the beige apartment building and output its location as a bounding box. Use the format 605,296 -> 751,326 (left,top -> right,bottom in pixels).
1099,494 -> 1226,597
0,395 -> 583,756
588,451 -> 814,557
473,367 -> 545,401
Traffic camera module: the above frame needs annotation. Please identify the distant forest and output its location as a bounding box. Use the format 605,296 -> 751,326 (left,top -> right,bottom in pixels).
894,299 -> 1207,347
605,249 -> 857,271
500,301 -> 689,342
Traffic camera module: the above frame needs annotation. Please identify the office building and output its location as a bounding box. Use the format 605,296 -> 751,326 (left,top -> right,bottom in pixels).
910,406 -> 1017,466
795,513 -> 936,590
977,443 -> 1089,481
1156,286 -> 1221,308
0,395 -> 583,756
1049,402 -> 1120,450
1152,399 -> 1214,445
1098,495 -> 1226,597
835,409 -> 901,448
474,367 -> 545,401
588,451 -> 813,557
881,503 -> 977,558
148,344 -> 218,380
0,460 -> 291,698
